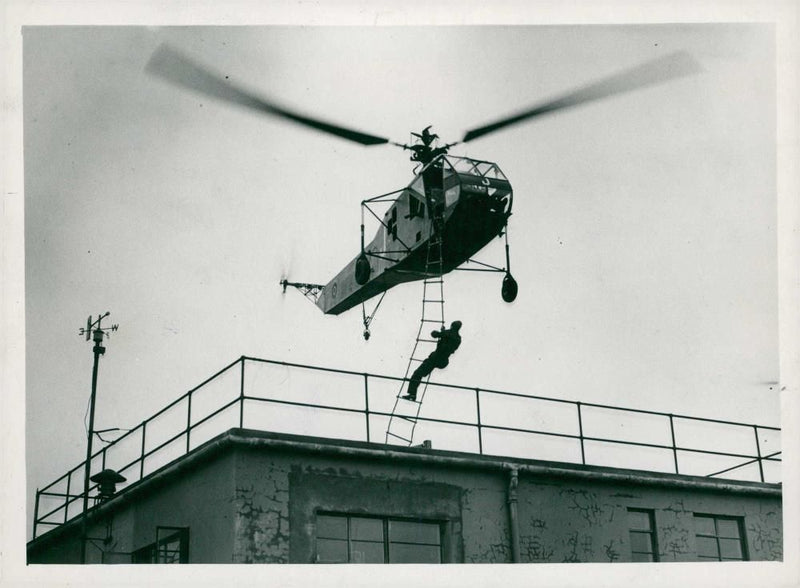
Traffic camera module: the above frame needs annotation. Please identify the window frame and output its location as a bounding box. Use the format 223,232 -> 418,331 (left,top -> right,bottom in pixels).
132,526 -> 190,564
407,194 -> 425,220
387,207 -> 398,241
627,508 -> 659,562
315,512 -> 444,564
693,514 -> 748,562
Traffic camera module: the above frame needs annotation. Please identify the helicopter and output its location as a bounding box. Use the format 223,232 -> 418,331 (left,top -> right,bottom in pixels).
146,45 -> 700,329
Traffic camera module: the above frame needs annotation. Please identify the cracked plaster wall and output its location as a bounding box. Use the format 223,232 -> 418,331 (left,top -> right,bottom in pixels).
232,448 -> 292,563
513,477 -> 782,563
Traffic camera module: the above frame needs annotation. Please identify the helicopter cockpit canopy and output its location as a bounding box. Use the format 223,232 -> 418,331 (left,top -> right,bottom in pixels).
408,155 -> 513,217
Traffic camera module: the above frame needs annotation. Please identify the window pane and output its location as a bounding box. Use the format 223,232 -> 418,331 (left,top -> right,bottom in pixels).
389,520 -> 440,545
696,536 -> 719,559
159,539 -> 182,563
630,531 -> 653,553
694,516 -> 715,536
716,519 -> 740,539
631,551 -> 654,562
410,177 -> 425,198
719,538 -> 743,559
317,538 -> 348,563
351,540 -> 385,563
317,515 -> 347,539
628,510 -> 652,531
444,186 -> 459,207
350,517 -> 384,541
389,542 -> 441,563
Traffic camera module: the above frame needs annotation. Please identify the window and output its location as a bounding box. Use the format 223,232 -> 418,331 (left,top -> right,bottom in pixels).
386,207 -> 398,241
694,515 -> 747,561
132,527 -> 189,564
628,509 -> 658,562
409,176 -> 425,198
407,195 -> 425,220
316,513 -> 442,563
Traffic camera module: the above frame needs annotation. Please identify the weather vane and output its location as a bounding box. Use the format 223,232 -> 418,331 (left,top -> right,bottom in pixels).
79,312 -> 119,344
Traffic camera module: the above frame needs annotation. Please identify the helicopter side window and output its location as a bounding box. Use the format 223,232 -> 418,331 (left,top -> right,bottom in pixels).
410,176 -> 425,197
407,195 -> 424,220
387,207 -> 398,241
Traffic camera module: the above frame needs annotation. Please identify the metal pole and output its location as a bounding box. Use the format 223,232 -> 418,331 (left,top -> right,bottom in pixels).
33,489 -> 40,539
753,426 -> 765,483
140,421 -> 147,480
475,388 -> 483,455
576,402 -> 586,465
239,357 -> 246,428
80,328 -> 104,564
669,415 -> 679,474
186,391 -> 193,453
64,473 -> 71,524
364,374 -> 370,443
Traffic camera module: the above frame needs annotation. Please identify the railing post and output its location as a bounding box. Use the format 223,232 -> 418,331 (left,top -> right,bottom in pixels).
33,489 -> 40,539
364,374 -> 370,443
576,402 -> 586,465
669,415 -> 679,474
64,472 -> 72,523
753,425 -> 765,482
140,421 -> 147,481
186,390 -> 193,453
239,357 -> 245,428
475,388 -> 483,455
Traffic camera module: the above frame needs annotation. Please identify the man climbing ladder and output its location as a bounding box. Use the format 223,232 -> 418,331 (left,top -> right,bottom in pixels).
401,320 -> 462,401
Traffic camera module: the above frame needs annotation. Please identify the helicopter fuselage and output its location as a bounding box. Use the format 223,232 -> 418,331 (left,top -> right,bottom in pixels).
316,155 -> 513,315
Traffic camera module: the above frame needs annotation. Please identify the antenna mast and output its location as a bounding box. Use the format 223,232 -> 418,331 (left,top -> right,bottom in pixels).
78,312 -> 118,564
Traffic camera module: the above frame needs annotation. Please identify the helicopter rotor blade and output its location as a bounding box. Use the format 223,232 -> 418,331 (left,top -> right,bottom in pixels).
146,44 -> 390,146
462,51 -> 701,143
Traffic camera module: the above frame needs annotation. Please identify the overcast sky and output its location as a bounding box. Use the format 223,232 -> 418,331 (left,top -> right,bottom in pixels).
6,9 -> 798,583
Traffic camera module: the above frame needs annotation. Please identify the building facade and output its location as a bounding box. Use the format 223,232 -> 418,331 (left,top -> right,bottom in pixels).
27,428 -> 783,564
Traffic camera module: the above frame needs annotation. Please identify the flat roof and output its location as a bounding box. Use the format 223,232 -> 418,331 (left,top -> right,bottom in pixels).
28,427 -> 781,551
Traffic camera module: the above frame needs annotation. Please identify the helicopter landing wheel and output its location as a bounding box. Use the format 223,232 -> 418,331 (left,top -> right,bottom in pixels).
501,272 -> 518,303
355,254 -> 370,285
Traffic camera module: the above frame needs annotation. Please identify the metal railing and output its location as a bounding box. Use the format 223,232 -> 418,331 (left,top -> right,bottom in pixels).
32,356 -> 782,539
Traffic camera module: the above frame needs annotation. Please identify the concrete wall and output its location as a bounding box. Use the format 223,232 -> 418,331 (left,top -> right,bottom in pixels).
27,529 -> 83,564
28,432 -> 782,564
124,451 -> 237,563
28,451 -> 237,564
509,477 -> 783,564
229,440 -> 782,564
231,448 -> 291,563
